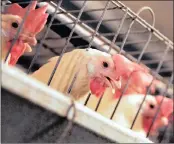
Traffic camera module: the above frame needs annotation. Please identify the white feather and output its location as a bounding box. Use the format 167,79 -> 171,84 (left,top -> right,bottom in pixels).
86,48 -> 111,57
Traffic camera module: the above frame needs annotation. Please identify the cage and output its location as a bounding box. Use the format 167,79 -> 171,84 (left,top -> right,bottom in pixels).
1,0 -> 173,143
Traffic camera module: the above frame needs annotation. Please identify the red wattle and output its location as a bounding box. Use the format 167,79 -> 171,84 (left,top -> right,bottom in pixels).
7,40 -> 26,66
90,79 -> 106,97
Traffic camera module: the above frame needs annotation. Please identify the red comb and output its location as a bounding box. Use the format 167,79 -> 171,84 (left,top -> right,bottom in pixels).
155,95 -> 173,118
6,1 -> 48,35
5,1 -> 48,65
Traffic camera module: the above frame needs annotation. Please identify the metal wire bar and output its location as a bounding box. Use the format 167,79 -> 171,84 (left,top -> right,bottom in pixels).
46,39 -> 159,51
146,73 -> 173,137
47,0 -> 87,86
27,0 -> 63,74
84,93 -> 91,106
51,17 -> 132,26
116,39 -> 158,45
41,43 -> 89,51
83,1 -> 111,106
56,6 -> 118,14
110,6 -> 155,120
130,43 -> 170,130
128,50 -> 166,56
45,29 -> 149,41
159,68 -> 174,73
4,0 -> 33,63
5,2 -> 117,13
87,1 -> 111,49
94,97 -> 103,112
107,8 -> 128,52
158,116 -> 173,143
142,59 -> 172,65
57,101 -> 76,143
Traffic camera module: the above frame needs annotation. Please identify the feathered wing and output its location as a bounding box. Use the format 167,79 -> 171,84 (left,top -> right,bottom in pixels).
31,49 -> 90,100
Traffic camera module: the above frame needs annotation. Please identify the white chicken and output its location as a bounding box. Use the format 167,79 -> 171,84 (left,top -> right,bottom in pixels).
31,48 -> 121,100
82,90 -> 173,137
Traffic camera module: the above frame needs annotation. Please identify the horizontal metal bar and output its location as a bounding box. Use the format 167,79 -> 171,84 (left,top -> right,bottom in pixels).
45,30 -> 148,41
142,59 -> 173,65
159,68 -> 173,73
56,6 -> 119,14
51,17 -> 132,26
127,50 -> 165,55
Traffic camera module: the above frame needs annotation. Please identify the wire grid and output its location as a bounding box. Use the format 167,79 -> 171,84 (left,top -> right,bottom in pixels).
1,0 -> 173,143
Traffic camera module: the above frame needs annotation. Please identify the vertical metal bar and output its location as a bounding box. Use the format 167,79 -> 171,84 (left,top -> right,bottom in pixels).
130,44 -> 170,129
27,0 -> 63,74
158,116 -> 173,143
110,7 -> 155,120
107,8 -> 128,53
94,96 -> 103,111
57,102 -> 76,143
84,93 -> 91,105
47,0 -> 87,86
87,1 -> 111,49
84,1 -> 111,106
4,0 -> 33,63
146,73 -> 173,137
67,71 -> 79,94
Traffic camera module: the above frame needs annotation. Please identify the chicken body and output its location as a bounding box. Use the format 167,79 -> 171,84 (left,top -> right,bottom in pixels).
82,90 -> 173,137
31,48 -> 119,100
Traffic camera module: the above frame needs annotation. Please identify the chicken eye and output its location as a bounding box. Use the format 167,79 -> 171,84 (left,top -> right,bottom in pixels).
149,104 -> 155,109
11,22 -> 19,29
103,61 -> 109,68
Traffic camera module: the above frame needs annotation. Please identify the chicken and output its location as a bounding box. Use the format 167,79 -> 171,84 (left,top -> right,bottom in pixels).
85,91 -> 173,137
1,14 -> 25,63
31,48 -> 121,100
111,54 -> 160,98
1,1 -> 48,65
81,54 -> 159,109
80,53 -> 172,136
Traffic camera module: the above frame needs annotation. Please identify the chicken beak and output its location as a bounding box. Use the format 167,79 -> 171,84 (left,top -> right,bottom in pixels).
161,117 -> 169,126
104,76 -> 122,94
114,78 -> 122,89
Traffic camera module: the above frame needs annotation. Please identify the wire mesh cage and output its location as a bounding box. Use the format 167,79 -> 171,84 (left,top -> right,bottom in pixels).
1,0 -> 173,143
